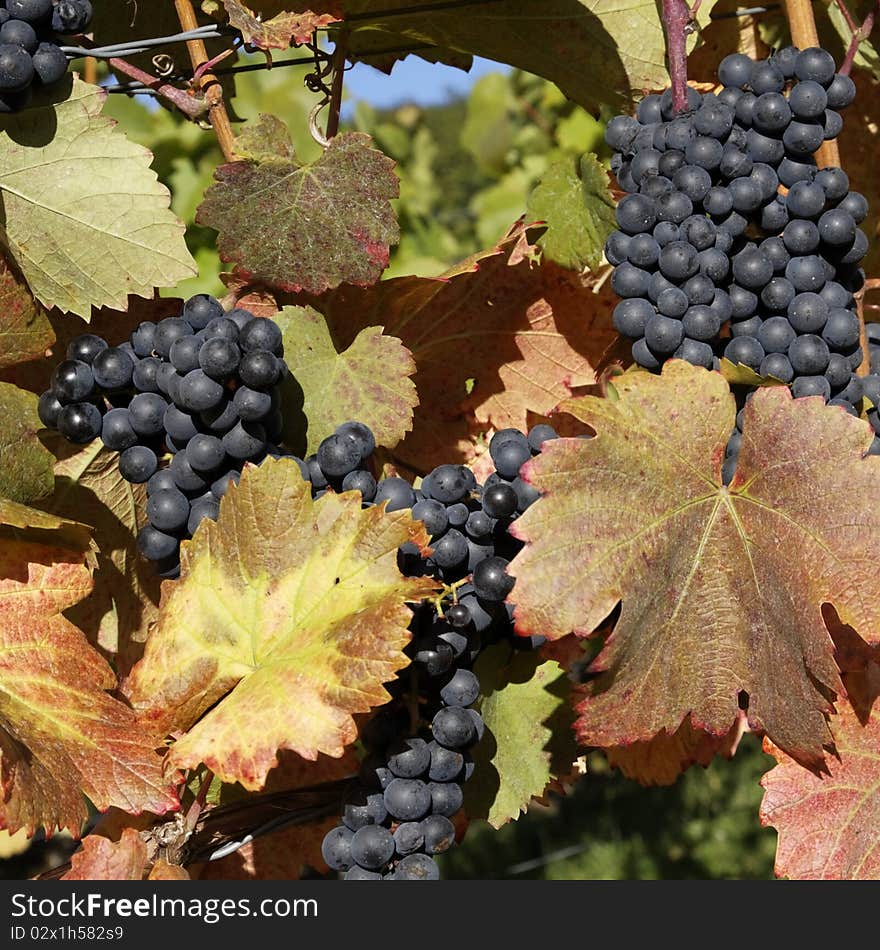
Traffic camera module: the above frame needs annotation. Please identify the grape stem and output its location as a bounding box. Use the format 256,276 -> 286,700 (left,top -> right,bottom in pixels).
661,0 -> 694,114
106,56 -> 209,120
840,0 -> 879,76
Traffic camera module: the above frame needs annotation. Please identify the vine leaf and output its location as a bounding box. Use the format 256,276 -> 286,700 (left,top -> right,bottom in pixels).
464,644 -> 577,829
0,80 -> 196,318
37,438 -> 161,664
0,252 -> 53,369
0,515 -> 178,836
284,0 -> 716,110
526,153 -> 616,273
233,113 -> 298,163
604,713 -> 747,786
0,382 -> 55,505
760,702 -> 880,880
204,1 -> 342,48
149,859 -> 190,880
509,361 -> 880,771
196,127 -> 399,296
127,458 -> 438,791
290,222 -> 618,472
61,827 -> 147,881
274,305 -> 417,455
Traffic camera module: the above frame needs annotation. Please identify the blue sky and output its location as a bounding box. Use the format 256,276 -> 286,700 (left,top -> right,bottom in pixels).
342,55 -> 510,116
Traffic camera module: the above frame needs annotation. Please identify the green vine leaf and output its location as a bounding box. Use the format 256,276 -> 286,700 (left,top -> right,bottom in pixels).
275,304 -> 417,455
197,127 -> 399,295
527,153 -> 617,273
465,643 -> 577,829
0,79 -> 196,318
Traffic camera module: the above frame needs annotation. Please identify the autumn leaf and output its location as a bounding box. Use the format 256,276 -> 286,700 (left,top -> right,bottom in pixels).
604,713 -> 747,786
465,644 -> 577,828
282,222 -> 617,472
0,252 -> 53,370
209,1 -> 341,48
274,305 -> 417,455
0,382 -> 55,505
0,522 -> 177,835
760,703 -> 880,879
62,828 -> 147,881
233,113 -> 298,163
37,438 -> 161,663
149,859 -> 190,880
196,129 -> 399,295
509,361 -> 880,771
128,458 -> 438,790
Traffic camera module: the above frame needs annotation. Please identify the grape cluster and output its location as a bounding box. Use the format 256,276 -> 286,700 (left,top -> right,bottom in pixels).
39,294 -> 288,580
321,425 -> 559,880
605,45 -> 867,426
0,1 -> 90,112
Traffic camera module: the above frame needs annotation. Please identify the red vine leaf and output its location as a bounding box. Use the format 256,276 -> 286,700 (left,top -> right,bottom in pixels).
760,702 -> 880,879
127,458 -> 438,790
604,712 -> 747,786
61,827 -> 147,881
509,361 -> 880,771
209,1 -> 341,49
0,516 -> 177,835
196,129 -> 399,296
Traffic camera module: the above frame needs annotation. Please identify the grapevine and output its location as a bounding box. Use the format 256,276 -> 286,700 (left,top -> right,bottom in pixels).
0,0 -> 878,886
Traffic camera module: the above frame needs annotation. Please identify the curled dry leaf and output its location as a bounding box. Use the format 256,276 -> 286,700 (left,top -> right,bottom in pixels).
61,827 -> 147,881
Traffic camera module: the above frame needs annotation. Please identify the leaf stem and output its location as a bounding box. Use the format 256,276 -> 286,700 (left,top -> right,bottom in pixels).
661,0 -> 692,114
834,0 -> 859,33
840,0 -> 879,76
174,0 -> 236,162
107,55 -> 208,120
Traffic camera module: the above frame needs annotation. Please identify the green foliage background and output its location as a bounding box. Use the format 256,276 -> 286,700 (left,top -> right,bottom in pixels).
95,63 -> 777,881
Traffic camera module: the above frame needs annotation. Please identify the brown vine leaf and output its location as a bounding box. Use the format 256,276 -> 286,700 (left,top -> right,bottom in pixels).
0,251 -> 53,370
509,361 -> 880,771
196,129 -> 399,296
208,1 -> 341,48
290,222 -> 618,472
275,305 -> 417,455
760,702 -> 880,879
0,517 -> 177,835
37,438 -> 161,664
604,712 -> 747,786
128,458 -> 438,790
0,382 -> 55,505
61,827 -> 147,881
